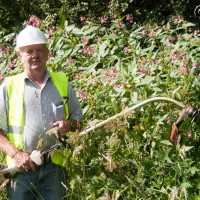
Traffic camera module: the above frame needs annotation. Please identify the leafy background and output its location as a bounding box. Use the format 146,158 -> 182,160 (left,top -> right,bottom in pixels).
0,1 -> 200,199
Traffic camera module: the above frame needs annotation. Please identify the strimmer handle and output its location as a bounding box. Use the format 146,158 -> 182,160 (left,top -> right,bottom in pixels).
170,105 -> 200,145
170,125 -> 179,145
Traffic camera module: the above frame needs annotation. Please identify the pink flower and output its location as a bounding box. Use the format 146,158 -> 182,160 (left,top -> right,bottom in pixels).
66,59 -> 74,66
120,23 -> 125,29
139,66 -> 148,74
78,90 -> 88,100
170,53 -> 177,60
151,60 -> 156,65
8,61 -> 15,69
126,14 -> 134,24
179,64 -> 189,74
104,71 -> 108,76
138,56 -> 147,65
26,15 -> 42,28
83,38 -> 89,46
13,35 -> 17,43
82,47 -> 94,55
80,16 -> 86,22
88,48 -> 94,55
112,82 -> 119,88
169,52 -> 179,65
4,46 -> 11,52
187,130 -> 192,138
109,66 -> 117,78
0,74 -> 5,81
141,30 -> 146,35
166,38 -> 172,45
148,29 -> 154,38
100,16 -> 108,24
177,34 -> 182,40
47,28 -> 55,38
82,48 -> 88,55
182,56 -> 187,62
172,16 -> 183,24
194,30 -> 200,36
103,66 -> 121,88
116,20 -> 125,29
192,62 -> 198,69
104,66 -> 119,84
123,47 -> 129,53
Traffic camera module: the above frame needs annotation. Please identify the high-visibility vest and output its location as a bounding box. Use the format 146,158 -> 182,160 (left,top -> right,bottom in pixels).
6,72 -> 69,164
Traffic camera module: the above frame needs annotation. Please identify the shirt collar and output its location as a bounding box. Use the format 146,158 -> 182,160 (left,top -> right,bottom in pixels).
23,70 -> 51,86
23,70 -> 51,81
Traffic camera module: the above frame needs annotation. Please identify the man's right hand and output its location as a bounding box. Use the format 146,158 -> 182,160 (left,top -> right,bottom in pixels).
13,151 -> 36,172
0,131 -> 36,172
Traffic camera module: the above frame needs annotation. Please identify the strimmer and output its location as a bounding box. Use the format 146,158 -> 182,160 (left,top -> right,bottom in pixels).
78,97 -> 199,144
1,97 -> 199,185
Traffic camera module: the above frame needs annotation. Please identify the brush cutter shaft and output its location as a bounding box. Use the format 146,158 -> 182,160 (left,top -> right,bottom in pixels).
79,97 -> 185,136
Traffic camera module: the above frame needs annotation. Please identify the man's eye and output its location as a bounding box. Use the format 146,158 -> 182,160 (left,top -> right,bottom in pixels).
37,49 -> 44,52
26,50 -> 32,54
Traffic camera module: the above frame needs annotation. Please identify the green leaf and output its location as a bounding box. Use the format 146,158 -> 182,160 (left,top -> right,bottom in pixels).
135,76 -> 155,86
83,26 -> 99,35
65,24 -> 75,32
51,149 -> 71,168
183,22 -> 195,28
99,40 -> 110,57
72,27 -> 83,35
160,140 -> 173,146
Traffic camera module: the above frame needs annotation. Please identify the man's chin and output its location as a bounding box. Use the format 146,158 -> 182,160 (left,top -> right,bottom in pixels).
31,64 -> 42,68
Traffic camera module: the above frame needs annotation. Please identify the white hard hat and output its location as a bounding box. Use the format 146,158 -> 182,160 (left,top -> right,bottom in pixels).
16,25 -> 47,50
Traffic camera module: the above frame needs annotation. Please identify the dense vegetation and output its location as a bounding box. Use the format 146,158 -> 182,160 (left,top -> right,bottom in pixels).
1,0 -> 200,33
0,1 -> 200,200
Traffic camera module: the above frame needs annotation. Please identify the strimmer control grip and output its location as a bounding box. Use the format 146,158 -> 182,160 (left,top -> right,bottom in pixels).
170,105 -> 200,145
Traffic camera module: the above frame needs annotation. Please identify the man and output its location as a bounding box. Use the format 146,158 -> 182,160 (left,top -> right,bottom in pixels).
0,25 -> 82,199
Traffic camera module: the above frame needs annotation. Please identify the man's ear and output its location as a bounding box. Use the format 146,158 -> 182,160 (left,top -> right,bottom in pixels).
17,51 -> 22,59
17,52 -> 21,58
46,49 -> 50,61
17,51 -> 24,63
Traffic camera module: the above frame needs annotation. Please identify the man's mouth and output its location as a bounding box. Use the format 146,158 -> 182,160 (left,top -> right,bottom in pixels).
32,61 -> 41,64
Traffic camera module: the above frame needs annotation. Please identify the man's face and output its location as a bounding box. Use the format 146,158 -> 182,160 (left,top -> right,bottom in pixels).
18,44 -> 48,73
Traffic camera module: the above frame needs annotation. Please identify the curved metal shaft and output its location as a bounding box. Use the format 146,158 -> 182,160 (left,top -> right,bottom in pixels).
79,97 -> 185,136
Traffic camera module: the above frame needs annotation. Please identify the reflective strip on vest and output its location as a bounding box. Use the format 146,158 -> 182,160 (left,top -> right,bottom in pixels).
6,72 -> 69,164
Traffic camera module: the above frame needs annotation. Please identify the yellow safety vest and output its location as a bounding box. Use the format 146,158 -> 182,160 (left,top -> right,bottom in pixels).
6,72 -> 69,164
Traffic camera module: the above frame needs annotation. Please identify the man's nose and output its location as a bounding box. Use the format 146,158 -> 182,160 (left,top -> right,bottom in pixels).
32,50 -> 40,58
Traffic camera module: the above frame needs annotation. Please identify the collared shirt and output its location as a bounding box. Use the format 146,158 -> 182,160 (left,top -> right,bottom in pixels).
0,70 -> 82,152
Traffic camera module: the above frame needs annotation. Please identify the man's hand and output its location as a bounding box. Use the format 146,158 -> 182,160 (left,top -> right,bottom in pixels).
0,130 -> 36,172
53,120 -> 72,134
53,119 -> 81,134
13,151 -> 36,172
